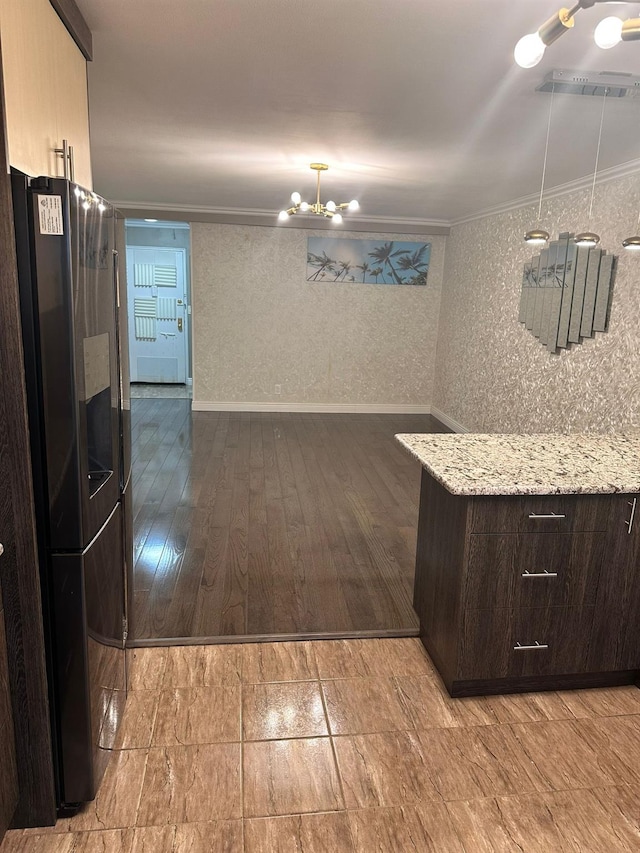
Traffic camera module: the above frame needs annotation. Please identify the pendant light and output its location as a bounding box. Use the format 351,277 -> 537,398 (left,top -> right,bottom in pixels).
622,210 -> 640,251
574,88 -> 608,248
524,84 -> 555,245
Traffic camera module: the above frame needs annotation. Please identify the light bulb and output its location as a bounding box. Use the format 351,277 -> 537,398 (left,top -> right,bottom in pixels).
82,200 -> 90,211
144,218 -> 158,222
278,210 -> 289,222
74,187 -> 82,197
300,201 -> 310,212
326,200 -> 336,212
622,235 -> 640,251
291,191 -> 301,204
514,32 -> 546,68
98,202 -> 106,212
332,213 -> 343,224
348,199 -> 360,211
594,16 -> 623,49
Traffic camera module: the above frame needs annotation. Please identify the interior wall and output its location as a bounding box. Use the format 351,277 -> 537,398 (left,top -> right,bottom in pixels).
433,172 -> 640,434
190,223 -> 445,409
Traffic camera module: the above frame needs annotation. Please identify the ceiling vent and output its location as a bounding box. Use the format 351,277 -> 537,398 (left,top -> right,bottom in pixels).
537,69 -> 640,98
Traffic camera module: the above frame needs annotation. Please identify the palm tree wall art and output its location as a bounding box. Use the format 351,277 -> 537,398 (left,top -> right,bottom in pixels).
307,237 -> 431,286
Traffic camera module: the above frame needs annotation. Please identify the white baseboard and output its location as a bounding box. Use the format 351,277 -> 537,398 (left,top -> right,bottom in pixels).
192,401 -> 432,414
430,407 -> 470,433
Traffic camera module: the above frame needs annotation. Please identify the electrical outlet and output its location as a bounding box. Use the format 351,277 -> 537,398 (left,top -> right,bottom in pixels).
275,384 -> 281,395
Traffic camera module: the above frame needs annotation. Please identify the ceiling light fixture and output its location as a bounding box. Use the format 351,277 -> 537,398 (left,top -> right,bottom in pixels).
515,6 -> 576,69
525,84 -> 555,245
574,87 -> 609,248
278,163 -> 359,224
514,0 -> 638,68
594,14 -> 640,49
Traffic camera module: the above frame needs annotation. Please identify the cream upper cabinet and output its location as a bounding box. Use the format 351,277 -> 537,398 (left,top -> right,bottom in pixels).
0,0 -> 92,189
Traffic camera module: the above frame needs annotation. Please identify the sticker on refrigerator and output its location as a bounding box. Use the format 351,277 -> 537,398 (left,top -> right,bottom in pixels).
36,195 -> 64,235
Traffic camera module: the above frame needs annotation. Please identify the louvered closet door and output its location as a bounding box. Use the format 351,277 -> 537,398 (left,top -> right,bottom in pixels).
126,247 -> 187,383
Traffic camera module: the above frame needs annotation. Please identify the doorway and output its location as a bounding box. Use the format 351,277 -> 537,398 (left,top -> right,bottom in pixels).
125,220 -> 191,389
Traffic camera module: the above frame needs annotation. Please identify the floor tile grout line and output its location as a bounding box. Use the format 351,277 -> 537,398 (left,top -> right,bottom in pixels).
131,747 -> 150,831
240,670 -> 246,842
15,778 -> 640,832
317,669 -> 349,812
146,688 -> 162,750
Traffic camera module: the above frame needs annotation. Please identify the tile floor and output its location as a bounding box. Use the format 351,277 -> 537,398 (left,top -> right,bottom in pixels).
4,638 -> 640,851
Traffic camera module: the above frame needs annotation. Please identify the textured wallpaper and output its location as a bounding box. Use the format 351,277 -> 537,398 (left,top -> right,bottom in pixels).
191,224 -> 445,406
433,173 -> 640,433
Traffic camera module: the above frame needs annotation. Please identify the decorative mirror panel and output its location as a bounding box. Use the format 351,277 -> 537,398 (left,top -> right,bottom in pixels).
518,233 -> 616,353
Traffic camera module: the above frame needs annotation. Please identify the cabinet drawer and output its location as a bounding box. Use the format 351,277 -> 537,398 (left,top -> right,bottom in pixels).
468,495 -> 612,534
459,606 -> 593,680
464,533 -> 604,610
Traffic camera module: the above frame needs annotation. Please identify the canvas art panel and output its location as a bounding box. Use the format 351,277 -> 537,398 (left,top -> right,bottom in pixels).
307,237 -> 431,285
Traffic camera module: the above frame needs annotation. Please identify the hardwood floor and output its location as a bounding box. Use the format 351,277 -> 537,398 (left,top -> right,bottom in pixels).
131,400 -> 446,641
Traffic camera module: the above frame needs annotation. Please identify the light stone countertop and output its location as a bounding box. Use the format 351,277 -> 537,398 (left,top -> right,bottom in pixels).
395,433 -> 640,496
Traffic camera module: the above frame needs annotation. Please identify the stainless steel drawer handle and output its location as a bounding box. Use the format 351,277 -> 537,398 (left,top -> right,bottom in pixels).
528,513 -> 566,519
514,641 -> 549,651
625,498 -> 637,535
521,570 -> 558,578
0,543 -> 3,557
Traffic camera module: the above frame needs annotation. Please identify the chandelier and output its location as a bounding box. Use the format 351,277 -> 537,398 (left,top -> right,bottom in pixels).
514,0 -> 640,68
278,163 -> 359,224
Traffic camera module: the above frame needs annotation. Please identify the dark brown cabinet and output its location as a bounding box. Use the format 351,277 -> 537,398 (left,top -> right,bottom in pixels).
413,470 -> 640,697
0,607 -> 17,836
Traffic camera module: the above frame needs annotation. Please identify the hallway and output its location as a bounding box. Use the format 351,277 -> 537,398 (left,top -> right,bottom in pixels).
131,400 -> 444,641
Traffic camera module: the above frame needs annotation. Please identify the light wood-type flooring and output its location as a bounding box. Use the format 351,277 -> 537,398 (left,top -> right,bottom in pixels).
131,400 -> 445,641
5,638 -> 640,851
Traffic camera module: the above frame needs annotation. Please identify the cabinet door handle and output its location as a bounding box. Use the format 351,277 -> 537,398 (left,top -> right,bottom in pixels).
68,145 -> 75,183
54,139 -> 70,180
528,513 -> 566,519
521,570 -> 558,578
513,641 -> 549,651
0,543 -> 3,557
624,498 -> 637,535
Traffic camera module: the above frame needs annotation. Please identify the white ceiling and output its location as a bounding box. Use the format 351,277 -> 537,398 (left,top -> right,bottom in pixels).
77,0 -> 640,225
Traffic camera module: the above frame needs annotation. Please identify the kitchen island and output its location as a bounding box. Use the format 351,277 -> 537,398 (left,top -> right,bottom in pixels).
396,433 -> 640,697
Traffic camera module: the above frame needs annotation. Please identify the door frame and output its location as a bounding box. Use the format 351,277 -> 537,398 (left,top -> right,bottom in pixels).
126,245 -> 191,384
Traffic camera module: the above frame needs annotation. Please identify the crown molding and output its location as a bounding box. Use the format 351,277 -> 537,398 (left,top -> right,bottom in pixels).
451,157 -> 640,228
112,156 -> 640,235
113,201 -> 450,235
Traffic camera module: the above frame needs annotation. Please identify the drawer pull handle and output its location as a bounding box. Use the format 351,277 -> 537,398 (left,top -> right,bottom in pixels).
521,570 -> 558,578
625,498 -> 637,535
514,641 -> 549,651
528,513 -> 566,520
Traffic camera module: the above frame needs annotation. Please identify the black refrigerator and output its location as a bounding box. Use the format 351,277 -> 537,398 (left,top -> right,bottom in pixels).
11,172 -> 131,813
